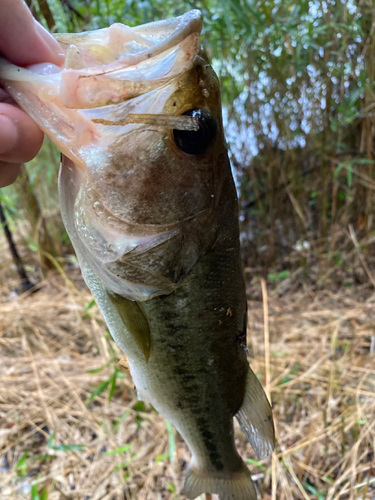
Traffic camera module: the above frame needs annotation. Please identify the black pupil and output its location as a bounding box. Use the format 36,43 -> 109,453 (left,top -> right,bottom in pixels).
173,109 -> 217,155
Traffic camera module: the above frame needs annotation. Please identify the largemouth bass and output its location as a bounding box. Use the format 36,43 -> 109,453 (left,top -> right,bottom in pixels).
0,11 -> 275,499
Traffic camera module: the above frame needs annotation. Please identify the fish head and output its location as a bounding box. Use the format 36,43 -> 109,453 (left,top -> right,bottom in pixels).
0,11 -> 233,300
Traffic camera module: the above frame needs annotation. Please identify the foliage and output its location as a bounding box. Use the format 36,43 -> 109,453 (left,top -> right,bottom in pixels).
5,0 -> 375,279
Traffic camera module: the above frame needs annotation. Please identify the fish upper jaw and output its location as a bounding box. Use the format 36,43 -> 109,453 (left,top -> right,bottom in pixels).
0,10 -> 202,108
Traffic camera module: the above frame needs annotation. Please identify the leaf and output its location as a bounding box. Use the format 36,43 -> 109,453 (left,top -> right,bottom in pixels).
348,166 -> 353,188
15,452 -> 28,476
276,375 -> 293,386
133,401 -> 146,412
34,454 -> 52,462
165,419 -> 175,463
304,482 -> 326,500
31,483 -> 40,500
87,378 -> 111,404
83,299 -> 96,311
114,461 -> 127,472
47,432 -> 86,451
104,445 -> 131,455
0,195 -> 15,209
289,362 -> 300,375
86,361 -> 111,374
346,87 -> 362,107
277,270 -> 289,280
165,482 -> 175,493
50,443 -> 86,451
334,161 -> 348,177
227,0 -> 259,29
334,159 -> 375,187
353,159 -> 375,165
156,453 -> 169,463
246,458 -> 266,471
119,410 -> 131,421
48,442 -> 86,451
28,243 -> 38,252
39,486 -> 49,500
113,410 -> 131,431
108,371 -> 117,401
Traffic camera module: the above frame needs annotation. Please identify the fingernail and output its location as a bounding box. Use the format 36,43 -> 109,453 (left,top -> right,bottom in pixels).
34,20 -> 65,64
0,115 -> 18,155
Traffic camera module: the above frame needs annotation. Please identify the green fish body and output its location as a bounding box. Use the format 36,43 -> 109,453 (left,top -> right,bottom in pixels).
0,11 -> 275,499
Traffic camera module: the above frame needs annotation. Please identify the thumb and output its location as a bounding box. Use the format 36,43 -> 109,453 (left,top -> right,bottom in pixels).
0,0 -> 64,67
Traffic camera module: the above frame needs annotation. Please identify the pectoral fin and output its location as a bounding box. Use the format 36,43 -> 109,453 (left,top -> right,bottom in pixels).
107,292 -> 151,360
235,367 -> 275,459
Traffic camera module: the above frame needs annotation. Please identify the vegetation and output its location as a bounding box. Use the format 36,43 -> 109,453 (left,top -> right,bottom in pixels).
0,266 -> 373,499
3,0 -> 375,281
0,0 -> 374,499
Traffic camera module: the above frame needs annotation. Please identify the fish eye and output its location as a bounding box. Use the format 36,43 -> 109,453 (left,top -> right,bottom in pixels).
173,109 -> 217,155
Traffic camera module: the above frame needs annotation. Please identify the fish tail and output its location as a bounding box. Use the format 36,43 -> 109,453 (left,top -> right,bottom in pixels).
184,460 -> 256,500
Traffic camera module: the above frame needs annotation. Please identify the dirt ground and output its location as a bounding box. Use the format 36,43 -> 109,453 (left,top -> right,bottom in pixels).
0,248 -> 374,500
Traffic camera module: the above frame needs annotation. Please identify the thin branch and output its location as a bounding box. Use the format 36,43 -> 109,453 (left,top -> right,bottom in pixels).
0,201 -> 34,292
261,278 -> 271,401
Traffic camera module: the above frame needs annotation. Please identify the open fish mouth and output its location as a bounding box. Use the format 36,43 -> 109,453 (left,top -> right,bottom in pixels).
0,10 -> 217,302
0,10 -> 203,163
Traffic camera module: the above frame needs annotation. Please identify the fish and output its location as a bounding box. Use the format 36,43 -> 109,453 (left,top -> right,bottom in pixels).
0,10 -> 275,499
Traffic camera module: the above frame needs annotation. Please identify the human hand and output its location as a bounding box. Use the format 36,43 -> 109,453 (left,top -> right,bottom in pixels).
0,0 -> 64,188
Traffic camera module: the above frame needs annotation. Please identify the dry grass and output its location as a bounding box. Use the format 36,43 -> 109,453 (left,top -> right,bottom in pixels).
0,252 -> 374,500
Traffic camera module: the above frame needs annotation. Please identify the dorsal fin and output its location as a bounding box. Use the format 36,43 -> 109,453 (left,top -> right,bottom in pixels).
107,291 -> 151,360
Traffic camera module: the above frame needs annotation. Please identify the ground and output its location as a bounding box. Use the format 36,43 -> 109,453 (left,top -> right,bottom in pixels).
0,249 -> 374,500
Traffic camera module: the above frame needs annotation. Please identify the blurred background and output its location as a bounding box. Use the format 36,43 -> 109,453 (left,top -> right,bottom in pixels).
0,1 -> 374,499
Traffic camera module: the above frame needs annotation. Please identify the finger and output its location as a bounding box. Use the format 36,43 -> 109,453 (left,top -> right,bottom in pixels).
0,103 -> 44,163
0,0 -> 64,67
0,88 -> 14,105
0,161 -> 22,188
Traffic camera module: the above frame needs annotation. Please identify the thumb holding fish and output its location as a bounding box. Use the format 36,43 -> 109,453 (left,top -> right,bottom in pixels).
0,0 -> 64,188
